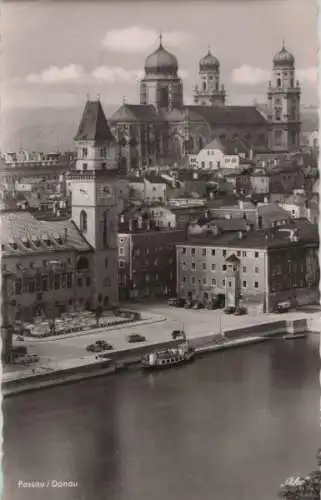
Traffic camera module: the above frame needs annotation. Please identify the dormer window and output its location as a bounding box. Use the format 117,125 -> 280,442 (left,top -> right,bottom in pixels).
82,147 -> 88,158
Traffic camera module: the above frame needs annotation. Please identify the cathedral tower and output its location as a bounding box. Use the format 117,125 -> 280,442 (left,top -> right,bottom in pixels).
69,100 -> 122,307
140,35 -> 183,111
193,48 -> 226,106
267,42 -> 301,151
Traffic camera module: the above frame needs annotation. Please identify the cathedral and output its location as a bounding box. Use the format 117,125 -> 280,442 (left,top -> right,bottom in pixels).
108,37 -> 301,171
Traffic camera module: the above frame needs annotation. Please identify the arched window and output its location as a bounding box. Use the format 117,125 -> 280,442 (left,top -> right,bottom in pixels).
277,78 -> 281,88
76,257 -> 89,271
80,210 -> 87,233
203,81 -> 206,91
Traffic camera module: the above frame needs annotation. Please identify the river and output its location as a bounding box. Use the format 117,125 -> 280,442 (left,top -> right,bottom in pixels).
3,335 -> 320,500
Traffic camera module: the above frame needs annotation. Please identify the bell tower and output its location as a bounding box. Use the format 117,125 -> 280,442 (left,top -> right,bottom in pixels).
69,99 -> 122,307
193,48 -> 226,106
267,42 -> 301,151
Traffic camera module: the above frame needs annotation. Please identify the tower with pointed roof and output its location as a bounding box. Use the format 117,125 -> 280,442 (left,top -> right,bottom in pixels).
193,48 -> 226,106
140,35 -> 183,111
267,42 -> 301,151
69,100 -> 123,307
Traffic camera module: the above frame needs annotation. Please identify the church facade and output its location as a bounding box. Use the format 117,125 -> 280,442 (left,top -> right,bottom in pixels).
109,38 -> 301,172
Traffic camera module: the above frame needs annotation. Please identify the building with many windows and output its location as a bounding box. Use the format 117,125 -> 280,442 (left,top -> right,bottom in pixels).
176,221 -> 318,312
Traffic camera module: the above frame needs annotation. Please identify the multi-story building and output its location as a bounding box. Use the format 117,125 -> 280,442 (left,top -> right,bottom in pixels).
176,221 -> 318,312
118,211 -> 186,300
1,100 -> 124,323
188,137 -> 249,170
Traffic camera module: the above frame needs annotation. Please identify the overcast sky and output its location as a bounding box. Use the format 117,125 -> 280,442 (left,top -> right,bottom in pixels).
2,0 -> 318,110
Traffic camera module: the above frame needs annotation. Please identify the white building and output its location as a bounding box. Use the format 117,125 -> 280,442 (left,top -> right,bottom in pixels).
188,138 -> 250,170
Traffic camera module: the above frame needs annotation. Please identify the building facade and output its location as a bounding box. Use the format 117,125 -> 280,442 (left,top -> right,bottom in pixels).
176,223 -> 318,312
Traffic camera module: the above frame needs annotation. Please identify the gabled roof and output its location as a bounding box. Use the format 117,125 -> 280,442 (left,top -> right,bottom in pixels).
74,100 -> 114,142
110,104 -> 162,123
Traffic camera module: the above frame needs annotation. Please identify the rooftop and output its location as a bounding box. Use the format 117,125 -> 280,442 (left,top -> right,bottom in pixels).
74,100 -> 115,142
1,212 -> 92,256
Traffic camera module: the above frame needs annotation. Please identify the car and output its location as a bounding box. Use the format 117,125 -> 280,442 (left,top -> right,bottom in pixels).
168,298 -> 178,306
212,294 -> 225,309
14,353 -> 39,365
184,301 -> 193,309
192,302 -> 204,309
171,329 -> 185,340
234,306 -> 247,316
224,306 -> 236,315
8,345 -> 28,361
16,335 -> 25,341
128,334 -> 146,343
86,341 -> 113,352
274,301 -> 291,313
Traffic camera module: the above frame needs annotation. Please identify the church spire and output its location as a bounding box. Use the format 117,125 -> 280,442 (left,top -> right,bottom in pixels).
159,31 -> 163,47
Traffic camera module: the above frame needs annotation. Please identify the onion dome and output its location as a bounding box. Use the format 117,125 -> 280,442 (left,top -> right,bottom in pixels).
144,36 -> 178,76
273,42 -> 295,67
199,48 -> 220,71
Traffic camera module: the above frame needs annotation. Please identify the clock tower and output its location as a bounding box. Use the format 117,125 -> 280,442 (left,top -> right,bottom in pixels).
69,99 -> 122,307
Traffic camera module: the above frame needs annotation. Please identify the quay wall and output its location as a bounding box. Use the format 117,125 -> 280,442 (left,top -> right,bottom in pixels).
3,318 -> 313,397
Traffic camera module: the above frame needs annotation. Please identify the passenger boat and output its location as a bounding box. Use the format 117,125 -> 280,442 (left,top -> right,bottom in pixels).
141,342 -> 195,371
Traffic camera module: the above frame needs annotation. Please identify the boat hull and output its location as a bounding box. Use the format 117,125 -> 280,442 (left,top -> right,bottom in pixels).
142,354 -> 195,371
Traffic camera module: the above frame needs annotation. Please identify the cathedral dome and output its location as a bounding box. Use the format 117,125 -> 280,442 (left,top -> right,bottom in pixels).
273,44 -> 295,67
144,38 -> 178,76
199,49 -> 220,71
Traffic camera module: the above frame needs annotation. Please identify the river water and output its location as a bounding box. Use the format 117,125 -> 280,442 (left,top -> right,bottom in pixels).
3,335 -> 320,500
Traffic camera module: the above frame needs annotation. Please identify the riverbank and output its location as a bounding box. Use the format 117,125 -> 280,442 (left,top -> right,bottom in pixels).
2,316 -> 315,397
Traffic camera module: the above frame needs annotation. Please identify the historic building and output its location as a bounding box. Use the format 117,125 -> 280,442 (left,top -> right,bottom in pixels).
109,39 -> 302,172
1,100 -> 125,322
193,48 -> 226,106
267,42 -> 301,151
176,220 -> 319,312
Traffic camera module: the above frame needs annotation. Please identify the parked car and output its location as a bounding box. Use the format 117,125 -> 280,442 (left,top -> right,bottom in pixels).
234,306 -> 247,316
14,353 -> 39,365
86,341 -> 113,352
192,301 -> 204,309
275,301 -> 291,313
224,306 -> 236,315
128,334 -> 146,343
184,301 -> 193,309
171,329 -> 185,340
8,345 -> 28,361
168,298 -> 185,307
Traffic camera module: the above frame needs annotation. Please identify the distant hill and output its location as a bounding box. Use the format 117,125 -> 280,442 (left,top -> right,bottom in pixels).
0,104 -> 318,153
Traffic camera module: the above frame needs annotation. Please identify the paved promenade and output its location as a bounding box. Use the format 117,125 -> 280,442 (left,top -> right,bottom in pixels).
3,304 -> 320,382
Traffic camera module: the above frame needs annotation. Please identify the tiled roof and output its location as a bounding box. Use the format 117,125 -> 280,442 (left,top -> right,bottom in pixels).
110,104 -> 162,123
185,105 -> 268,127
1,212 -> 92,256
74,100 -> 115,142
185,223 -> 318,250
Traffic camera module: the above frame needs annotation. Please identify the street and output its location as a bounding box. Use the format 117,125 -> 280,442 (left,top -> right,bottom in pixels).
7,303 -> 320,372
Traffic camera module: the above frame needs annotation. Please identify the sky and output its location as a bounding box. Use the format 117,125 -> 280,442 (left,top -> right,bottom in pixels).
1,0 -> 318,111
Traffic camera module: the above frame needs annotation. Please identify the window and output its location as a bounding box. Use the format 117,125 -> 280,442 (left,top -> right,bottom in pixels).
119,260 -> 125,268
222,265 -> 227,271
212,278 -> 216,286
209,161 -> 213,169
211,249 -> 215,256
83,163 -> 88,171
242,251 -> 247,257
202,248 -> 207,256
201,161 -> 205,169
191,277 -> 196,284
242,280 -> 247,288
228,280 -> 232,288
242,266 -> 247,273
203,278 -> 207,285
105,257 -> 108,268
255,266 -> 259,274
202,263 -> 207,270
222,279 -> 225,286
77,278 -> 83,288
192,262 -> 196,270
82,147 -> 88,158
67,273 -> 72,288
254,251 -> 259,258
30,262 -> 34,269
54,275 -> 60,290
237,251 -> 241,256
211,264 -> 216,271
80,210 -> 88,233
254,281 -> 259,289
191,248 -> 196,256
222,250 -> 227,257
183,277 -> 187,283
277,78 -> 281,87
15,280 -> 22,295
119,247 -> 124,256
217,161 -> 221,168
182,247 -> 186,255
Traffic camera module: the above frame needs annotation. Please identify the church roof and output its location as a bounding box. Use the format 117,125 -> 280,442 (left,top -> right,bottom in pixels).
165,107 -> 207,123
74,100 -> 114,142
110,104 -> 163,123
185,105 -> 268,127
144,39 -> 178,76
1,212 -> 92,256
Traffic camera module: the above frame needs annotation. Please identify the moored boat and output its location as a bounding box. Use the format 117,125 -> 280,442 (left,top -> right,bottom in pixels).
141,342 -> 195,370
